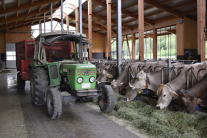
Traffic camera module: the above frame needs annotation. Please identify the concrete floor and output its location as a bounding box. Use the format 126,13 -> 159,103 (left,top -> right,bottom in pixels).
0,71 -> 142,138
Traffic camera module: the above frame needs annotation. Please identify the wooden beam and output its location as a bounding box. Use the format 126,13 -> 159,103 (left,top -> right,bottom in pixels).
153,27 -> 157,60
31,0 -> 34,4
144,0 -> 184,18
197,0 -> 205,61
88,0 -> 93,60
126,35 -> 132,59
92,4 -> 99,8
16,11 -> 19,17
2,0 -> 5,10
0,0 -> 60,15
123,2 -> 138,11
133,6 -> 154,15
171,0 -> 197,10
92,0 -> 154,25
70,15 -> 107,33
139,0 -> 144,61
28,8 -> 31,14
82,9 -> 133,30
0,19 -> 38,30
93,18 -> 116,34
132,33 -> 135,59
17,0 -> 20,7
107,0 -> 111,58
0,5 -> 60,24
38,5 -> 43,11
182,8 -> 197,15
160,0 -> 174,5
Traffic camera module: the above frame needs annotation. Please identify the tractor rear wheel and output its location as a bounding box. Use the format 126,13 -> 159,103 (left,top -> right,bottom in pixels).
17,72 -> 25,89
98,85 -> 115,113
46,87 -> 62,119
30,67 -> 48,106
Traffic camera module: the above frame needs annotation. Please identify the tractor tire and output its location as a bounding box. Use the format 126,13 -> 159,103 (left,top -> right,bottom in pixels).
46,87 -> 62,119
30,67 -> 49,106
17,72 -> 25,89
98,85 -> 115,113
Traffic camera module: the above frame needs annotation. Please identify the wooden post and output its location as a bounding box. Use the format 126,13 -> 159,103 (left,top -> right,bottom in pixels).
132,33 -> 135,59
88,0 -> 92,60
107,0 -> 111,59
176,21 -> 184,60
76,7 -> 79,32
66,15 -> 69,31
197,0 -> 205,62
138,0 -> 144,61
126,35 -> 132,59
153,27 -> 157,60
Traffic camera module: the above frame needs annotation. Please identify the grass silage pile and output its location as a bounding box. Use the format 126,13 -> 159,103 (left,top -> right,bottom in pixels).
92,94 -> 207,138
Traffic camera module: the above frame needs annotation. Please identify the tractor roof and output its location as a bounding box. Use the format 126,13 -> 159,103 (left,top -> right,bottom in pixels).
35,31 -> 90,46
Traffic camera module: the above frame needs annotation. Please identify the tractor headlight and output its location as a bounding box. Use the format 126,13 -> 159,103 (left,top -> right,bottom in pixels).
77,77 -> 83,84
89,76 -> 95,83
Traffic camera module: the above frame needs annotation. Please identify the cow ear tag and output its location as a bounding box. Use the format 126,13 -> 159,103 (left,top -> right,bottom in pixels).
196,105 -> 199,110
194,98 -> 199,104
108,75 -> 113,78
145,90 -> 148,94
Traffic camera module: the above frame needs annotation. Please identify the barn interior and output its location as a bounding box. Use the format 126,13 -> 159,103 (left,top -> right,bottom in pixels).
0,0 -> 207,138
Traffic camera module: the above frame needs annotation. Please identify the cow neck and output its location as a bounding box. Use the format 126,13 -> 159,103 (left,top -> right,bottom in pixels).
146,71 -> 162,92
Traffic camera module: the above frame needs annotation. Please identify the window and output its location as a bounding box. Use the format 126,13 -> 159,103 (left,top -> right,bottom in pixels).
6,51 -> 16,60
144,30 -> 153,60
135,33 -> 139,59
122,35 -> 132,59
157,25 -> 177,60
111,38 -> 117,59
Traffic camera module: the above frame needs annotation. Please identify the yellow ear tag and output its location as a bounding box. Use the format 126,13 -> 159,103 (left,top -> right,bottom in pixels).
173,94 -> 177,97
194,99 -> 198,104
139,91 -> 142,93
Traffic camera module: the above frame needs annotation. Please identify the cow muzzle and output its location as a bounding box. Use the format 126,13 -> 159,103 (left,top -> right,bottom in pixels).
156,105 -> 160,110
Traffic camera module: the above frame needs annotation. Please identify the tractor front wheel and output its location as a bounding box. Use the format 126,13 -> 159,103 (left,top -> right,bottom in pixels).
98,85 -> 115,113
17,72 -> 25,89
46,87 -> 62,119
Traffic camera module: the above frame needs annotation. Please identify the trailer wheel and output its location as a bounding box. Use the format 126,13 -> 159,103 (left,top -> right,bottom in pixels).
98,85 -> 115,113
46,87 -> 62,119
17,72 -> 25,89
30,67 -> 48,106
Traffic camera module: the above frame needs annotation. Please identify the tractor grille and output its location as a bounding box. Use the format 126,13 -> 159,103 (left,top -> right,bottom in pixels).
77,68 -> 96,76
50,65 -> 58,79
69,69 -> 75,76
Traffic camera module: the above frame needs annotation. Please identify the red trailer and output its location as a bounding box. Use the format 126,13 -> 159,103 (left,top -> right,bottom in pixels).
16,40 -> 35,89
16,40 -> 73,89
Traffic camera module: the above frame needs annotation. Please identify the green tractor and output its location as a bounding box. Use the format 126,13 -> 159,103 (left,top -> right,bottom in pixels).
29,31 -> 115,119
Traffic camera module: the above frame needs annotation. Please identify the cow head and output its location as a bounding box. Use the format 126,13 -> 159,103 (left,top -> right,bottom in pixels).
110,79 -> 124,93
177,89 -> 201,114
123,70 -> 146,101
128,70 -> 146,89
156,84 -> 178,109
96,70 -> 113,84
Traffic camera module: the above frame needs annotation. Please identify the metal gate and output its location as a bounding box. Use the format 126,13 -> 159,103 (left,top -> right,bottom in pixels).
6,43 -> 16,69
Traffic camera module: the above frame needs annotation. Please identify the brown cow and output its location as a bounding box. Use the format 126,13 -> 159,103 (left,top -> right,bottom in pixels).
177,73 -> 207,114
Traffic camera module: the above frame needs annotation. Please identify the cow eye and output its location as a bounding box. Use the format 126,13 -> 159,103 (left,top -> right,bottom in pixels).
163,94 -> 166,97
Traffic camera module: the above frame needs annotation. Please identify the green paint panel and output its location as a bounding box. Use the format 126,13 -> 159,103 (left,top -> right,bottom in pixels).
62,63 -> 96,90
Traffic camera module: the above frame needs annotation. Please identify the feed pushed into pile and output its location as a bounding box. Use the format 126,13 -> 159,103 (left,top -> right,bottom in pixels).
92,94 -> 207,138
